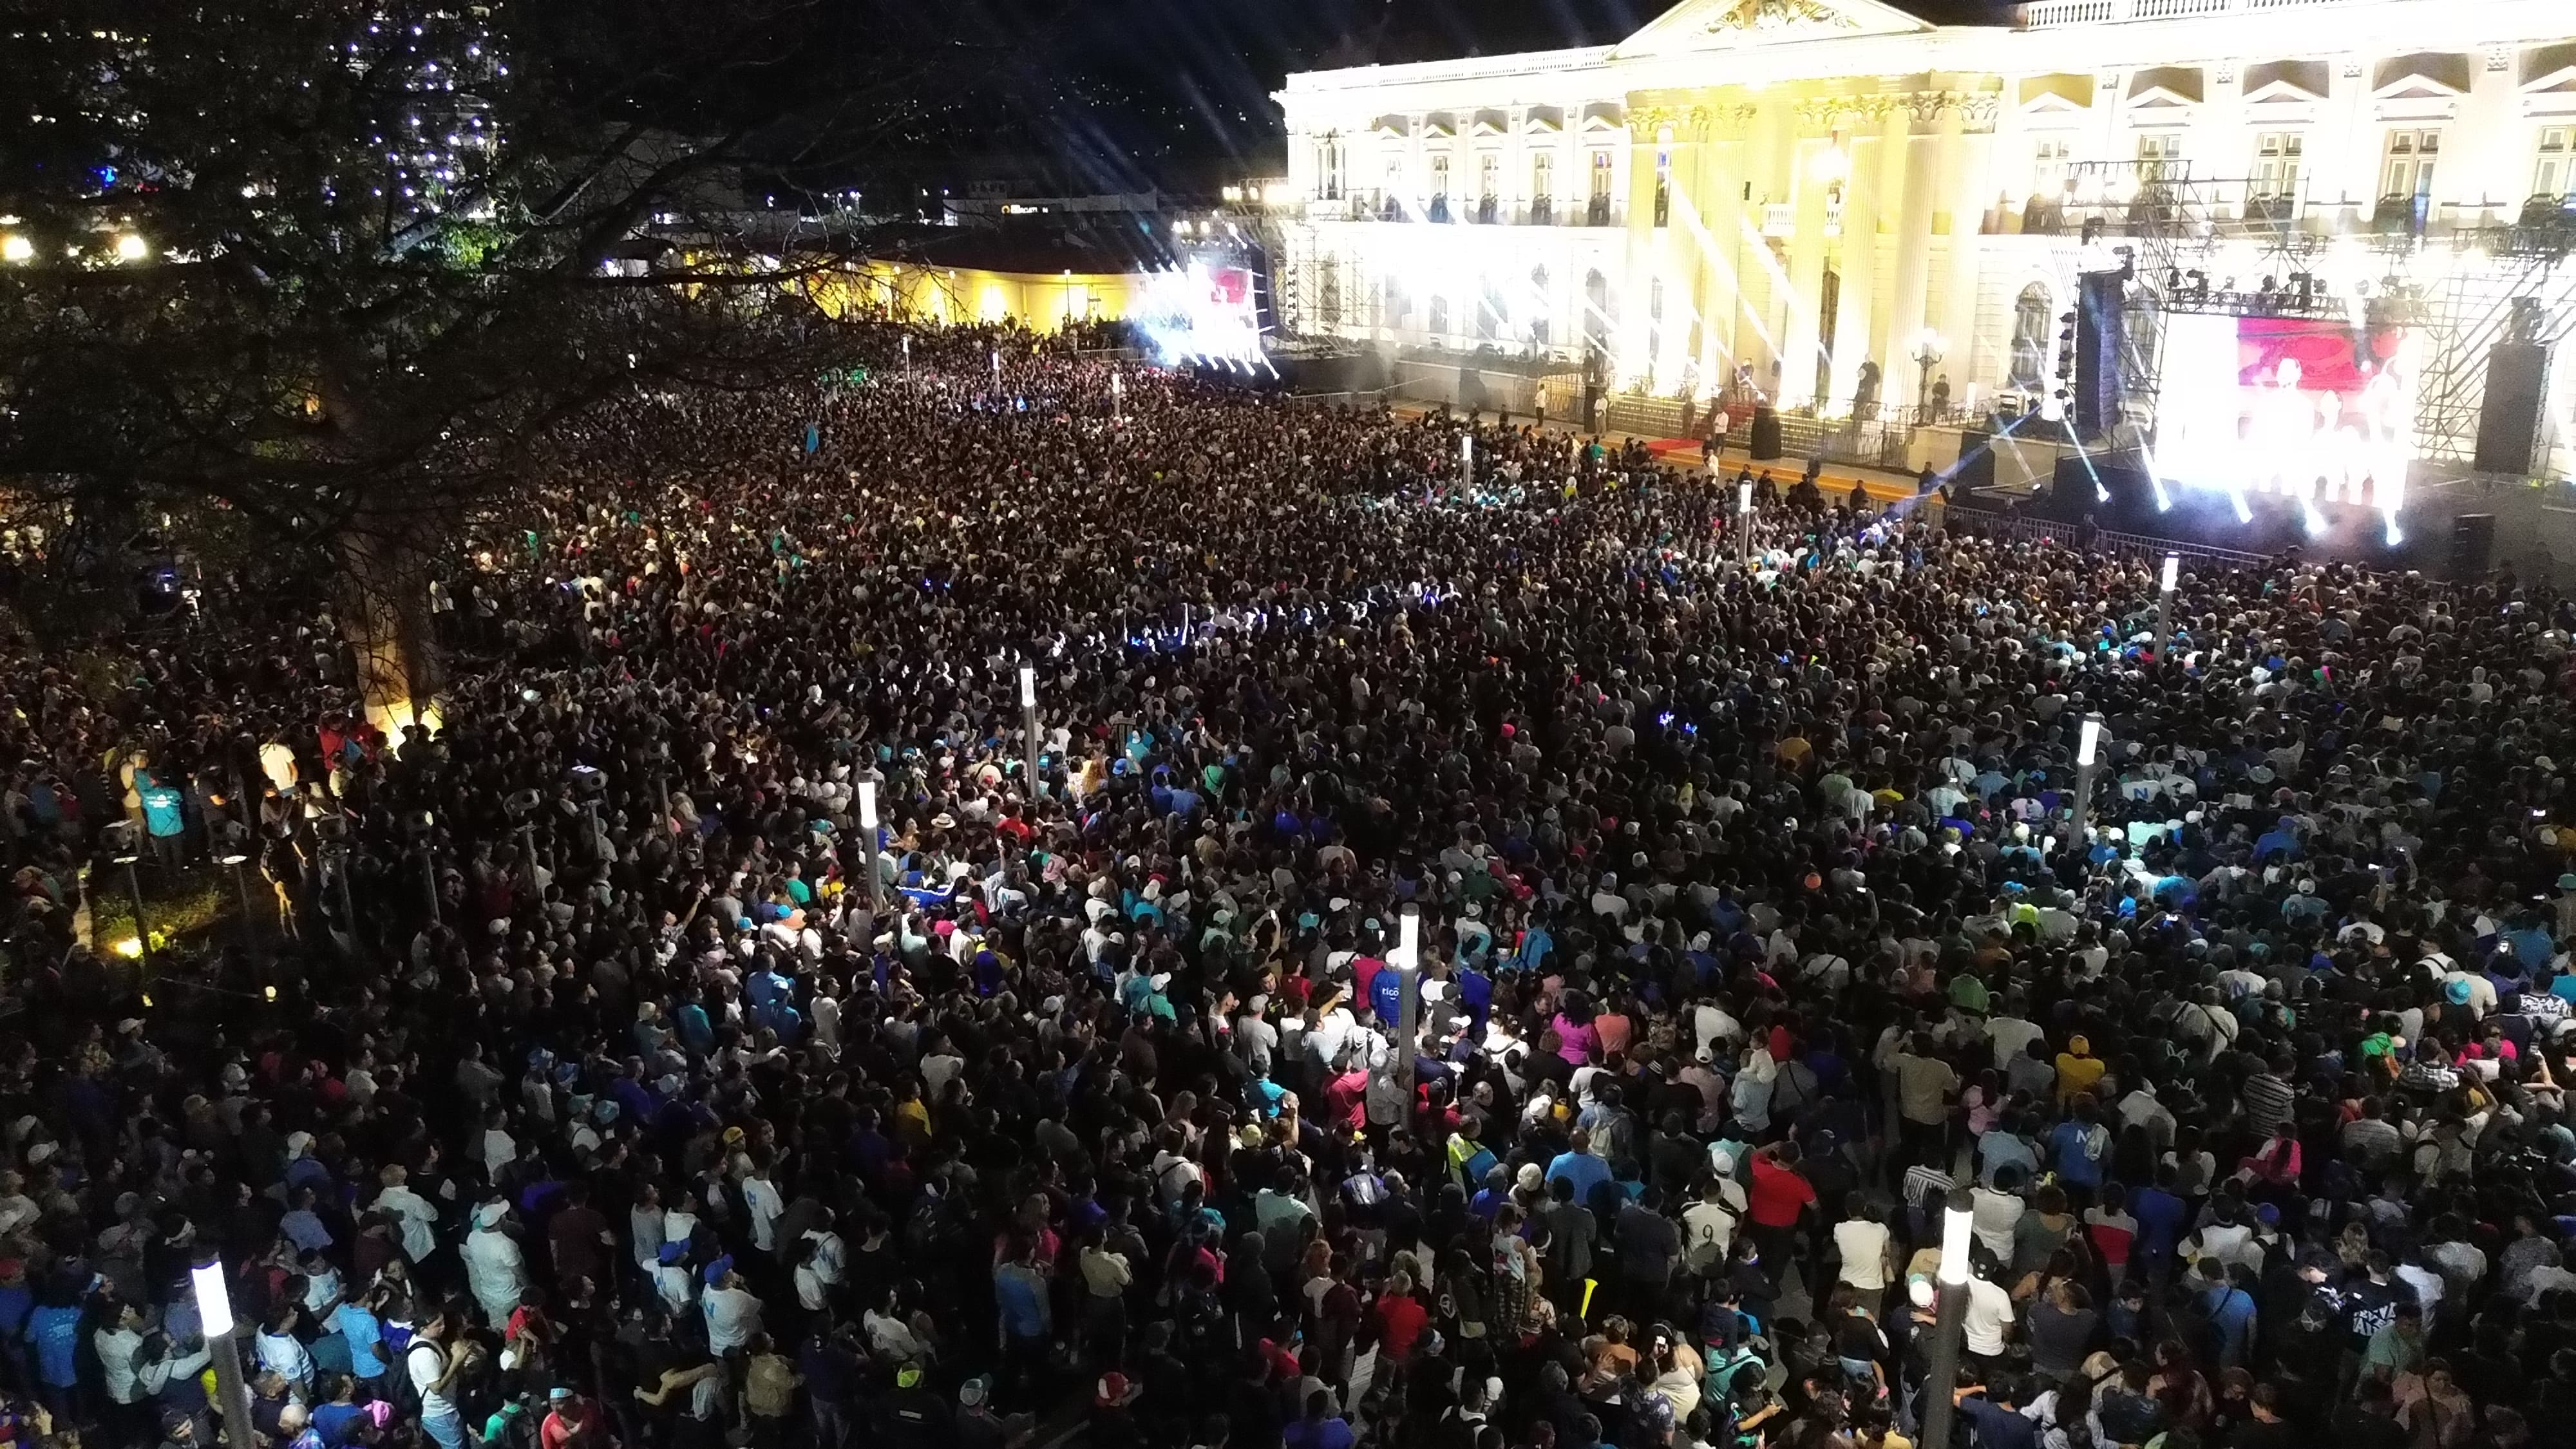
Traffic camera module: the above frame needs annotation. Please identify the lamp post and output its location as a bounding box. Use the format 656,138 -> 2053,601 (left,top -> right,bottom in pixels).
1394,906 -> 1423,1104
2151,553 -> 2179,660
1112,370 -> 1124,423
1917,1187 -> 1977,1449
1019,665 -> 1043,799
217,848 -> 256,937
990,347 -> 1001,386
902,332 -> 911,377
856,779 -> 884,924
331,842 -> 357,958
1911,329 -> 1946,424
1736,481 -> 1755,570
2070,714 -> 2107,848
193,1252 -> 256,1448
106,822 -> 151,971
1460,431 -> 1474,493
410,811 -> 441,925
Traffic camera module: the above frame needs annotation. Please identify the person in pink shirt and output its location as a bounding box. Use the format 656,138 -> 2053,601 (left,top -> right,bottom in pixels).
1551,1007 -> 1600,1065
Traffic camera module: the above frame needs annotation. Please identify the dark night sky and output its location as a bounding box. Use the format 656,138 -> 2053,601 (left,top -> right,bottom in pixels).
1029,0 -> 2017,178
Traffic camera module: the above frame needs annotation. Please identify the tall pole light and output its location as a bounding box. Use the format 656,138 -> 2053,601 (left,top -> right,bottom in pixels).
1019,665 -> 1043,799
990,347 -> 1001,386
332,842 -> 357,959
2152,553 -> 2179,660
902,332 -> 911,377
107,823 -> 152,970
217,848 -> 256,937
1112,370 -> 1124,422
1736,481 -> 1755,570
1918,1187 -> 1976,1449
1460,431 -> 1474,492
2070,714 -> 2107,848
856,780 -> 884,923
193,1252 -> 256,1447
1394,907 -> 1423,1106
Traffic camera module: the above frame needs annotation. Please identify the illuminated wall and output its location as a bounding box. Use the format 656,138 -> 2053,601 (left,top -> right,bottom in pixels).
804,262 -> 1143,332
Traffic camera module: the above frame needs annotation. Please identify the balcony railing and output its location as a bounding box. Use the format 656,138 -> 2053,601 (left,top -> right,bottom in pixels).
2020,0 -> 2372,24
1339,194 -> 1617,226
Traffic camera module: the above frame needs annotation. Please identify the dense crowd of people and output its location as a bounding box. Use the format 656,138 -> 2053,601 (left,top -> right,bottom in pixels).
0,319 -> 2569,1449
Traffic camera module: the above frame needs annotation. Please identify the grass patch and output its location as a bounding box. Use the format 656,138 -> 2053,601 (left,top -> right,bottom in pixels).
88,870 -> 236,964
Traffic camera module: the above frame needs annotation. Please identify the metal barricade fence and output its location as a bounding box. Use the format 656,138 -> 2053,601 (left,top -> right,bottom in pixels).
1938,502 -> 2280,570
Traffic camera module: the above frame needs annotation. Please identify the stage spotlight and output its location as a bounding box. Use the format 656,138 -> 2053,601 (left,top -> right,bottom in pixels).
2166,268 -> 2183,289
2301,499 -> 2326,536
2260,275 -> 2277,293
2385,516 -> 2403,547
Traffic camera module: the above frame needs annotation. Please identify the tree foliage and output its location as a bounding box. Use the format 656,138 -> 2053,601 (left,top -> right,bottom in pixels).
0,0 -> 998,547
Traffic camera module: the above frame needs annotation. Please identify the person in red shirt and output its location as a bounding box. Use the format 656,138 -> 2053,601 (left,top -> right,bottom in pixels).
1375,1270 -> 1430,1363
1745,1141 -> 1817,1296
539,1388 -> 598,1449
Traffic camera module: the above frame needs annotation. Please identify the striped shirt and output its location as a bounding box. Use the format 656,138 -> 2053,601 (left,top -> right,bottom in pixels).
2240,1070 -> 2297,1136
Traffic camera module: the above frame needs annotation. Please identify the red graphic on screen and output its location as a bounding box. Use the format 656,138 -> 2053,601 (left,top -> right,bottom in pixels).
1210,268 -> 1250,307
2237,317 -> 2401,393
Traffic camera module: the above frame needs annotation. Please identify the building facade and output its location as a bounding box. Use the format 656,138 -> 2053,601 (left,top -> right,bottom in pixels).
1272,0 -> 2576,464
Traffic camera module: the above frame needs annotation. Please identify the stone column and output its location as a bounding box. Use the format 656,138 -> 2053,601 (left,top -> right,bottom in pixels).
1935,95 -> 2000,411
1734,94 -> 1789,396
1698,102 -> 1755,392
1917,98 -> 1971,412
1622,116 -> 1664,387
1781,100 -> 1841,412
1884,91 -> 1947,414
1830,96 -> 1895,409
1866,99 -> 1914,379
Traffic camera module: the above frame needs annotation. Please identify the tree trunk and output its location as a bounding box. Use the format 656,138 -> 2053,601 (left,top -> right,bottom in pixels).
336,517 -> 442,739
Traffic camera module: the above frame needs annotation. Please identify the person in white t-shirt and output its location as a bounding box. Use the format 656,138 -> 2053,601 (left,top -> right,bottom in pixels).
1962,1264 -> 2017,1358
1832,1196 -> 1894,1296
702,1256 -> 763,1353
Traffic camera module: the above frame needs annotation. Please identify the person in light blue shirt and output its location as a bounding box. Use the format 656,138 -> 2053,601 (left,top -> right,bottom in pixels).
336,1296 -> 389,1388
27,1288 -> 84,1415
1976,1117 -> 2041,1188
2197,1263 -> 2259,1369
1545,1130 -> 1614,1207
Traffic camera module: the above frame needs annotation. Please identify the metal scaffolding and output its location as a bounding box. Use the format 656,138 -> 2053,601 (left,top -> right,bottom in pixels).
2396,216 -> 2576,468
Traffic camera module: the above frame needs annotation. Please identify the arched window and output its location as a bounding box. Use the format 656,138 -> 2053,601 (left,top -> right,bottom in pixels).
2008,283 -> 2051,391
1429,294 -> 1450,338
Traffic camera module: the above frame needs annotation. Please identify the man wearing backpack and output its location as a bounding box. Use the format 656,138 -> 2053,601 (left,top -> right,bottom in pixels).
405,1309 -> 477,1449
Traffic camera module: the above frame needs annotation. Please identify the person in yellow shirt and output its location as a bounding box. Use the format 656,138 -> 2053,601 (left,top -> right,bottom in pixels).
2055,1035 -> 2108,1105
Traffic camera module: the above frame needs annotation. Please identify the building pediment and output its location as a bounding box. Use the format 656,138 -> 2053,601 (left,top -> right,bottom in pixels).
2523,43 -> 2576,93
2124,66 -> 2204,108
2018,73 -> 2094,113
2372,52 -> 2470,99
1610,0 -> 1930,58
2240,59 -> 2329,103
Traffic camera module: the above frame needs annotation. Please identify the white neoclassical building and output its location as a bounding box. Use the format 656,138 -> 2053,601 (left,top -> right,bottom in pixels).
1271,0 -> 2576,470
